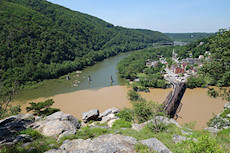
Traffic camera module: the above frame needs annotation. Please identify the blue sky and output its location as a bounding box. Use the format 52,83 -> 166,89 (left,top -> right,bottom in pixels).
47,0 -> 230,33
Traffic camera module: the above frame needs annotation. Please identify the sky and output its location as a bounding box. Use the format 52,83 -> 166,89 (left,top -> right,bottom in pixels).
47,0 -> 230,33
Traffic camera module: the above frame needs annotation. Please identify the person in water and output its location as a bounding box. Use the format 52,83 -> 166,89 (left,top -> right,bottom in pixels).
110,75 -> 113,82
88,76 -> 91,81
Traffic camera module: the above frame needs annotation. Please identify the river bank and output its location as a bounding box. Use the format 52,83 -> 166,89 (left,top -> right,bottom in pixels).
14,86 -> 131,120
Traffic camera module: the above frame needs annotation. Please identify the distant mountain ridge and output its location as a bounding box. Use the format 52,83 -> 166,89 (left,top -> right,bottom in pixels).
165,33 -> 215,42
0,0 -> 171,86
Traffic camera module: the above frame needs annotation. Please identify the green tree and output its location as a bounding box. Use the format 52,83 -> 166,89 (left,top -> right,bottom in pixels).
200,29 -> 230,101
26,99 -> 60,116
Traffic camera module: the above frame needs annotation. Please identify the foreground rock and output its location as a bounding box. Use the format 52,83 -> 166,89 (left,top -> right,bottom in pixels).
0,114 -> 34,146
99,107 -> 120,118
82,109 -> 99,123
31,111 -> 81,139
139,138 -> 172,153
172,134 -> 197,144
204,127 -> 220,135
45,134 -> 137,153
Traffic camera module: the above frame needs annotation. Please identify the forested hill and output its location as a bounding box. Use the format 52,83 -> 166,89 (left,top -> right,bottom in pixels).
0,0 -> 171,86
165,33 -> 215,42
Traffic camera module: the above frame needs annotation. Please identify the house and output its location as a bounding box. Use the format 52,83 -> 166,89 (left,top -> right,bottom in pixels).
170,64 -> 184,74
199,55 -> 204,59
181,63 -> 188,69
182,58 -> 201,65
146,60 -> 158,68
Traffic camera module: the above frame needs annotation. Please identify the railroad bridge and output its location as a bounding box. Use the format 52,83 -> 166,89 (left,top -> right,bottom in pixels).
163,81 -> 186,118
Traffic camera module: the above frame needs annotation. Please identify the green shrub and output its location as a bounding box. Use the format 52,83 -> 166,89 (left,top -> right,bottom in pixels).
217,128 -> 230,145
112,119 -> 132,129
132,100 -> 163,123
18,128 -> 43,139
0,104 -> 21,120
116,108 -> 133,122
146,121 -> 172,133
135,143 -> 152,153
179,135 -> 225,153
207,115 -> 228,129
128,90 -> 141,101
220,109 -> 230,120
26,99 -> 60,116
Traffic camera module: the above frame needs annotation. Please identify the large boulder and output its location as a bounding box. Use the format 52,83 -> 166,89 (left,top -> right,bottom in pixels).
82,109 -> 99,123
0,114 -> 34,146
45,134 -> 137,153
139,138 -> 172,153
31,111 -> 81,139
99,108 -> 120,118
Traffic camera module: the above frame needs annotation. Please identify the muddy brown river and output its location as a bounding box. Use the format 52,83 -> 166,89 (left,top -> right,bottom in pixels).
13,52 -> 227,130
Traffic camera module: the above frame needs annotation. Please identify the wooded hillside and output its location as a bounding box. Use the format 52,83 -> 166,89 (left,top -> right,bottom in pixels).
0,0 -> 172,86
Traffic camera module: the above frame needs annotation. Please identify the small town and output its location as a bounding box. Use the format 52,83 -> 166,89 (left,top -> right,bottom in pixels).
146,47 -> 212,83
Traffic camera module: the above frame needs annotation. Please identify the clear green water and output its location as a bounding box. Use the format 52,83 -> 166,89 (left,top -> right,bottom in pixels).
15,52 -> 131,101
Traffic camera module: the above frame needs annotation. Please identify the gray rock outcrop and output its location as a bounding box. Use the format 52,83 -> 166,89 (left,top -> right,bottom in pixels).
0,114 -> 35,147
139,138 -> 172,153
100,114 -> 119,124
172,134 -> 197,144
204,127 -> 220,135
82,109 -> 99,123
45,134 -> 137,153
31,111 -> 81,139
99,108 -> 120,118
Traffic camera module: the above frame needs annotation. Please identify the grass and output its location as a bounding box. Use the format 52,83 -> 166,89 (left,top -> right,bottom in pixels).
1,123 -> 229,153
1,129 -> 58,153
112,119 -> 132,129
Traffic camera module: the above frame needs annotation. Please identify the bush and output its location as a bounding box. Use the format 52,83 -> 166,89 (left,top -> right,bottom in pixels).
179,135 -> 224,153
207,115 -> 228,129
26,99 -> 60,116
135,143 -> 151,153
112,119 -> 132,129
146,121 -> 172,133
128,90 -> 141,101
132,100 -> 163,123
0,104 -> 21,119
220,109 -> 230,120
116,108 -> 133,122
186,75 -> 206,88
18,128 -> 43,139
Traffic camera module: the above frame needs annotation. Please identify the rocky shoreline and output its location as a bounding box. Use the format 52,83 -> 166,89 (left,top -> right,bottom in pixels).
0,102 -> 229,152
